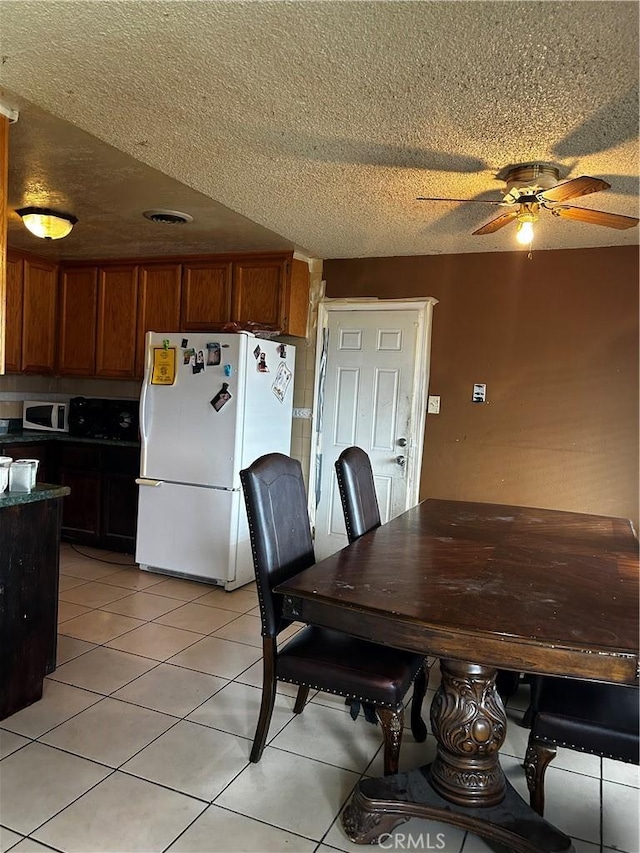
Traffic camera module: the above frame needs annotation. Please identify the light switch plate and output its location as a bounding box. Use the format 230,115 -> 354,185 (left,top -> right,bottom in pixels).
427,396 -> 441,414
472,384 -> 486,403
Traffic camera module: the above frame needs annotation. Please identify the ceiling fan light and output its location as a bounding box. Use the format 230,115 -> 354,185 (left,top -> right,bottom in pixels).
17,207 -> 77,240
516,219 -> 535,245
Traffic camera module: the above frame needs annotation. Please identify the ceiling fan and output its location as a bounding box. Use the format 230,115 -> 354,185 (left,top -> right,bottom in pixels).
417,163 -> 639,244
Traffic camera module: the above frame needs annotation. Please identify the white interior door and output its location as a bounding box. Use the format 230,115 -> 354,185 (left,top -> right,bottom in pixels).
312,301 -> 436,559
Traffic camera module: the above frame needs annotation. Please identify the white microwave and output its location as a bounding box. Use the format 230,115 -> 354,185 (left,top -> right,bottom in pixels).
22,401 -> 69,433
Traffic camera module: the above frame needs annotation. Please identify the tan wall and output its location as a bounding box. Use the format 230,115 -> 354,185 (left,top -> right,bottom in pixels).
323,245 -> 639,527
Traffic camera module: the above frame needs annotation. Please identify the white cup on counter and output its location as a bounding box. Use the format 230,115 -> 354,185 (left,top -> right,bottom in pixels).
9,459 -> 39,493
0,456 -> 13,467
0,466 -> 8,493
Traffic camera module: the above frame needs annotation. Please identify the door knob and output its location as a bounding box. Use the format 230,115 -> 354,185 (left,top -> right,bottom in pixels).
397,438 -> 407,447
395,455 -> 406,467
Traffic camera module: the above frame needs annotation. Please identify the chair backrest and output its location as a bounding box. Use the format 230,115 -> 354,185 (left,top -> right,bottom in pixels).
533,677 -> 639,763
240,453 -> 315,638
335,446 -> 381,543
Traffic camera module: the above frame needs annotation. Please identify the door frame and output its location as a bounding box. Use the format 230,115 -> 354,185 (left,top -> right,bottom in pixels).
308,297 -> 438,532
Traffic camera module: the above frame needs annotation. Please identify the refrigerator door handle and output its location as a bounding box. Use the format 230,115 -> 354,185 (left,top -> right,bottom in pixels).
139,331 -> 151,474
136,478 -> 163,487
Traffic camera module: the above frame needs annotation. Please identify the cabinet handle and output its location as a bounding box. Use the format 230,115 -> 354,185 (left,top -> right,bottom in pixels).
135,478 -> 162,487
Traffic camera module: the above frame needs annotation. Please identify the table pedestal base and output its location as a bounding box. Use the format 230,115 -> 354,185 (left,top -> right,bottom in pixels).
342,764 -> 574,853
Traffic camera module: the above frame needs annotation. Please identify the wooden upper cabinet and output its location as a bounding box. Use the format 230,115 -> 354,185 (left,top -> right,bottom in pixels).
4,253 -> 24,373
180,261 -> 232,330
285,258 -> 309,337
232,257 -> 285,329
232,255 -> 309,336
135,263 -> 181,378
96,265 -> 138,378
21,257 -> 58,374
58,267 -> 98,375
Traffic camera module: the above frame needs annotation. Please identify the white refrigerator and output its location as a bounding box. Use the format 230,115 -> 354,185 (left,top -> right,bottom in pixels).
135,331 -> 295,590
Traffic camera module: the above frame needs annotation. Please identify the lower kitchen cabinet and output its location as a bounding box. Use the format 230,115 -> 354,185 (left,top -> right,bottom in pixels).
102,447 -> 140,551
0,488 -> 67,719
55,442 -> 139,553
57,470 -> 102,540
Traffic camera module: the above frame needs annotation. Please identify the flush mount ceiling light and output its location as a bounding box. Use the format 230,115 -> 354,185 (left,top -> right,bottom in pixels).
143,209 -> 193,225
16,207 -> 78,240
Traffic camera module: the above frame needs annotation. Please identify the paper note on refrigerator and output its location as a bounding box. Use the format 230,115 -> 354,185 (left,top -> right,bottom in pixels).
151,347 -> 176,385
272,362 -> 292,403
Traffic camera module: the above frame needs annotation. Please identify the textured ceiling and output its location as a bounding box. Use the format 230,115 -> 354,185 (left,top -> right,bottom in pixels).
1,0 -> 638,260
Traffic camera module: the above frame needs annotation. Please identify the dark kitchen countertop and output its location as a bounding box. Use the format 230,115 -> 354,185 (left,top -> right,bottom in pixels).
0,431 -> 141,449
0,483 -> 71,508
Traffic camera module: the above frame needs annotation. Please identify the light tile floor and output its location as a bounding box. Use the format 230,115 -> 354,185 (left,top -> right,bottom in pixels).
0,544 -> 638,853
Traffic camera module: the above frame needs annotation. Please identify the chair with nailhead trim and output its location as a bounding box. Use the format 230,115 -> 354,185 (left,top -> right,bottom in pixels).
335,445 -> 431,720
240,452 -> 428,775
334,446 -> 382,545
524,676 -> 639,816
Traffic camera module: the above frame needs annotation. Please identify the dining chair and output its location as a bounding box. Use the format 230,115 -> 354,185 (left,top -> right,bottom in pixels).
334,446 -> 381,544
523,676 -> 639,816
335,445 -> 430,707
240,452 -> 428,775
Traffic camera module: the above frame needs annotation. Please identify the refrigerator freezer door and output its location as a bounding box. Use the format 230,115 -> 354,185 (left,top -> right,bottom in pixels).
141,333 -> 248,488
135,480 -> 254,589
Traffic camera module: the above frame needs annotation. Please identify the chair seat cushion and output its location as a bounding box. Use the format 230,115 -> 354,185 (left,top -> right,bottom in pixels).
532,678 -> 639,763
277,625 -> 424,707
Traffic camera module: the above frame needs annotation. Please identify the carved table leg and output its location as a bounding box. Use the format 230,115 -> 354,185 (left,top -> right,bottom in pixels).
429,659 -> 506,806
342,659 -> 574,853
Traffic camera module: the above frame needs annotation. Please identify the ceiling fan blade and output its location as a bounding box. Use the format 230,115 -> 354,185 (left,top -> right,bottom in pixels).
416,196 -> 504,204
552,205 -> 639,230
472,210 -> 520,235
538,176 -> 611,203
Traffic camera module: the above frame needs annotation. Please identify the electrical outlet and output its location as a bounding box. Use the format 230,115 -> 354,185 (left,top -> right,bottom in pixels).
427,396 -> 440,414
292,407 -> 313,419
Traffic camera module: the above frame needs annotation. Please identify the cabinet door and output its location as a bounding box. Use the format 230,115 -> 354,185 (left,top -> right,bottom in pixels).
56,444 -> 102,542
102,446 -> 140,553
232,257 -> 286,330
21,258 -> 58,374
102,471 -> 139,552
58,267 -> 98,375
4,253 -> 23,373
0,498 -> 62,715
287,258 -> 310,337
58,469 -> 102,541
96,265 -> 138,378
136,264 -> 182,377
181,262 -> 232,330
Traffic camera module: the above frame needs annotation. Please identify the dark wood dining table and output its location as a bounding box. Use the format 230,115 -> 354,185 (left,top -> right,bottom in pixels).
276,498 -> 639,853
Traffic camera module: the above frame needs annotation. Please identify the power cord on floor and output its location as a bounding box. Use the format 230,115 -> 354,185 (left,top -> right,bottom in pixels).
69,542 -> 137,566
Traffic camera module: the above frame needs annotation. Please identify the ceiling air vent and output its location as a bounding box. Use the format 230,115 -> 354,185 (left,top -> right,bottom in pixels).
143,209 -> 193,225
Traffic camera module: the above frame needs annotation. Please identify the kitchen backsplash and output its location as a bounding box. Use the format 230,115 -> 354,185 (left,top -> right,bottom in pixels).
0,401 -> 23,418
0,374 -> 141,403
